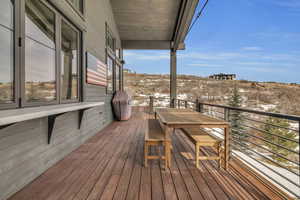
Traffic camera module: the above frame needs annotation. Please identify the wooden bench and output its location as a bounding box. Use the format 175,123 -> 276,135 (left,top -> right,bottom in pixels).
181,128 -> 224,169
144,119 -> 169,168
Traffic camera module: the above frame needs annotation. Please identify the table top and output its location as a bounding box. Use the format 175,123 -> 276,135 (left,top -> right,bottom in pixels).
156,108 -> 229,126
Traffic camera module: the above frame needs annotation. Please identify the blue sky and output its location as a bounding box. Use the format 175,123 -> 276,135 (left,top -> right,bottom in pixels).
124,0 -> 300,83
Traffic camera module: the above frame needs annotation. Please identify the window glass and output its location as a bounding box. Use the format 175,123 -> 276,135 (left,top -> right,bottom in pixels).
0,0 -> 14,103
116,65 -> 120,91
68,0 -> 83,13
106,26 -> 115,51
61,20 -> 79,101
0,0 -> 14,29
107,56 -> 113,92
25,0 -> 56,102
116,49 -> 120,59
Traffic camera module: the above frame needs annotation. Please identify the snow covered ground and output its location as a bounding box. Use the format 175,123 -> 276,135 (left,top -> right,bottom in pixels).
259,104 -> 277,111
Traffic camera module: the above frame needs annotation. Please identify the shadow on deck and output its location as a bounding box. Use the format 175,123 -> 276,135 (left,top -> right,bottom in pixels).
9,107 -> 285,200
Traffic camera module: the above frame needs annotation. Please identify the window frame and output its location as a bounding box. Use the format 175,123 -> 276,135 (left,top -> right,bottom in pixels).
105,23 -> 124,94
66,0 -> 85,17
0,0 -> 83,110
0,0 -> 20,110
105,23 -> 116,94
105,23 -> 115,53
115,63 -> 121,92
60,18 -> 81,104
21,0 -> 60,107
106,52 -> 115,94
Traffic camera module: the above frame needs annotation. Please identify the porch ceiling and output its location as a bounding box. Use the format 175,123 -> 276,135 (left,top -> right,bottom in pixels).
111,0 -> 198,50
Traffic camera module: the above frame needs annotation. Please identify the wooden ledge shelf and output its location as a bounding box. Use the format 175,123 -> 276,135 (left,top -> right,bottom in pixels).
0,102 -> 104,144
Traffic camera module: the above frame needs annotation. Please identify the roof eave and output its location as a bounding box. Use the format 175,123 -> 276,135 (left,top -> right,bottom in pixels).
172,0 -> 199,50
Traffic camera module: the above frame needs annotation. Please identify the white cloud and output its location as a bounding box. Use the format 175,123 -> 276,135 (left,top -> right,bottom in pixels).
242,46 -> 263,51
236,61 -> 272,66
124,50 -> 300,70
178,50 -> 300,63
187,63 -> 223,67
124,51 -> 169,61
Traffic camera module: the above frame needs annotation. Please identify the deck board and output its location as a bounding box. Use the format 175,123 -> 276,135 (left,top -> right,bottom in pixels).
9,108 -> 286,200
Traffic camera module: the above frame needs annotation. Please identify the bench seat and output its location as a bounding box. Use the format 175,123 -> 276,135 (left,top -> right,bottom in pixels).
145,119 -> 166,142
144,119 -> 168,168
181,128 -> 224,169
182,128 -> 223,145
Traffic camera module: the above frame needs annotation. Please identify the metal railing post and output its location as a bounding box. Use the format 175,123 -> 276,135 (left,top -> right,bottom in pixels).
195,99 -> 199,112
224,107 -> 230,121
185,100 -> 188,109
149,96 -> 154,113
199,103 -> 204,113
170,98 -> 175,108
224,107 -> 231,160
177,99 -> 180,108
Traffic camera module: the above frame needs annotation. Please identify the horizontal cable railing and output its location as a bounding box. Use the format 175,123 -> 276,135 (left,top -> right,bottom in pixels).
137,95 -> 300,198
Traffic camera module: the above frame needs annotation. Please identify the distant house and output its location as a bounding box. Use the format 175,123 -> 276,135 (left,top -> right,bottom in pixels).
124,68 -> 136,74
209,73 -> 236,80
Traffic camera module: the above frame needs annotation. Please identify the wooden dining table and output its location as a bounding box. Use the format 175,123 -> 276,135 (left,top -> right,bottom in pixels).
155,108 -> 230,170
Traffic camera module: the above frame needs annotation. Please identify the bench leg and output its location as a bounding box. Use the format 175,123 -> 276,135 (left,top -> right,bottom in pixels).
196,144 -> 200,169
218,144 -> 222,169
168,141 -> 172,167
144,142 -> 148,167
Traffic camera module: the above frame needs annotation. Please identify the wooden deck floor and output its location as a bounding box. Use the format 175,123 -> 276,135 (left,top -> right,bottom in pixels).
9,107 -> 285,200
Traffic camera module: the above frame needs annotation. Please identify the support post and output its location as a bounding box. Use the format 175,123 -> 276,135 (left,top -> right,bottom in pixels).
170,49 -> 177,108
185,101 -> 188,109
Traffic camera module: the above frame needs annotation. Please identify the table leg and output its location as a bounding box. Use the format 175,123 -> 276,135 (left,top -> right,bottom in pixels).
165,141 -> 171,168
165,127 -> 172,168
224,125 -> 230,170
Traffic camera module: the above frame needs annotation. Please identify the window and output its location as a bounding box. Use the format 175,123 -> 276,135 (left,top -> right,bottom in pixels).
115,64 -> 120,91
107,56 -> 113,93
25,0 -> 56,102
61,20 -> 79,101
116,49 -> 120,59
105,24 -> 123,93
106,24 -> 115,52
0,0 -> 82,110
68,0 -> 84,14
0,0 -> 14,104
